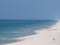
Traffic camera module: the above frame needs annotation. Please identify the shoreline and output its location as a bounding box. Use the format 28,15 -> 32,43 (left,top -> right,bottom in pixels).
4,21 -> 60,45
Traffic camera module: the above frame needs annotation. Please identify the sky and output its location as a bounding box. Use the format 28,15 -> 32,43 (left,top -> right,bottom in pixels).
0,0 -> 60,20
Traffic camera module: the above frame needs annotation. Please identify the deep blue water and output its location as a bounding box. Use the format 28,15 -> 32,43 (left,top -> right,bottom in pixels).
0,20 -> 57,45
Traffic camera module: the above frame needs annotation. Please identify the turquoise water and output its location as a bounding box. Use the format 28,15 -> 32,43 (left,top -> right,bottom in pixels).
0,20 -> 57,45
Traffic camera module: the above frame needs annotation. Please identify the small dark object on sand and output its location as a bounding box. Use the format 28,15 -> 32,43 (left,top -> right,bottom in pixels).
53,38 -> 55,40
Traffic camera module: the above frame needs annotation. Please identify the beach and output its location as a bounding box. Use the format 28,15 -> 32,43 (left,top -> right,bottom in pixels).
0,0 -> 60,45
3,20 -> 60,45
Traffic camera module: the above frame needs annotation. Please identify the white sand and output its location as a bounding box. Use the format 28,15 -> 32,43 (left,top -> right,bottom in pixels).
4,21 -> 60,45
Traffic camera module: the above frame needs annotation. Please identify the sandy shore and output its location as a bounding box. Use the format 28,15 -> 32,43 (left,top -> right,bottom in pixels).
4,21 -> 60,45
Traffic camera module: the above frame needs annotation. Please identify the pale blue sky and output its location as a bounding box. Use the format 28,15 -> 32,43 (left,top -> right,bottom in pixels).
0,0 -> 60,19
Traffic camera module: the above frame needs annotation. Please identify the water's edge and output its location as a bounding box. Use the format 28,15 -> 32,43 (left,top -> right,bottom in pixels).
0,20 -> 57,45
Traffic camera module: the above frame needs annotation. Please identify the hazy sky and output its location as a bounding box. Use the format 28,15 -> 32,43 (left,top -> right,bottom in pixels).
0,0 -> 60,19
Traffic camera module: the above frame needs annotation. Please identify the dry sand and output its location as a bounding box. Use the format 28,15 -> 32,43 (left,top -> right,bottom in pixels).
4,21 -> 60,45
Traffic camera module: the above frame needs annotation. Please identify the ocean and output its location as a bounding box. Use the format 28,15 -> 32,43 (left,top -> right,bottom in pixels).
0,20 -> 57,45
